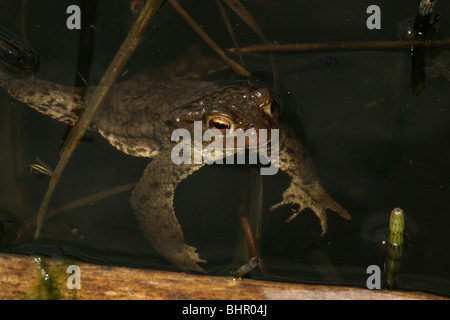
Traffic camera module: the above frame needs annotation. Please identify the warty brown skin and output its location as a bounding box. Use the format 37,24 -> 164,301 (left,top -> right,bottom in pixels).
1,71 -> 350,272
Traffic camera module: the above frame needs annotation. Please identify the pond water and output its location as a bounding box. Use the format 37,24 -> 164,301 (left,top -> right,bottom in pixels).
1,0 -> 450,297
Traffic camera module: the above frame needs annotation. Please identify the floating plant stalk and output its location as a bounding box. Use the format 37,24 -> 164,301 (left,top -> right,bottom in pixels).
384,207 -> 405,289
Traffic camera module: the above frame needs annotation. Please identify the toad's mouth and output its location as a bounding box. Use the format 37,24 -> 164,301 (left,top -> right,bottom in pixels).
202,127 -> 276,152
171,121 -> 279,175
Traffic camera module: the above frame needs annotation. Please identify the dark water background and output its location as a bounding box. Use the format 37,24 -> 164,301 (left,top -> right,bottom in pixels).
1,0 -> 450,296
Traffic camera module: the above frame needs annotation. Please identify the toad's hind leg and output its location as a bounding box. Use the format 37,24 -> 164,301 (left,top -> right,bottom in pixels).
130,151 -> 206,272
1,75 -> 87,126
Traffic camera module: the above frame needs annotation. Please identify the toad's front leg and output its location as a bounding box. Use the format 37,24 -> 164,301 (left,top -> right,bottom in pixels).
270,124 -> 351,235
130,150 -> 206,272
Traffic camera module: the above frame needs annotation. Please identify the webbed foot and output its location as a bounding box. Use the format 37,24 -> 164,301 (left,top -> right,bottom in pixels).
270,184 -> 351,236
270,182 -> 350,236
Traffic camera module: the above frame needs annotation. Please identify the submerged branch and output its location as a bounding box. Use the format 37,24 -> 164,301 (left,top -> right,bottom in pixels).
18,182 -> 137,240
229,39 -> 450,53
220,0 -> 279,94
238,204 -> 268,275
234,166 -> 268,276
168,0 -> 250,77
215,0 -> 245,69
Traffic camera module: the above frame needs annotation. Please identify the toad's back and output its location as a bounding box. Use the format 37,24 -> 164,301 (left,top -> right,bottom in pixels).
97,76 -> 218,136
1,69 -> 220,157
94,75 -> 219,155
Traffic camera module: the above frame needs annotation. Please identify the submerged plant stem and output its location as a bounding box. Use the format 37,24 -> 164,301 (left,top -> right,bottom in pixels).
232,256 -> 260,278
17,183 -> 137,240
33,0 -> 163,239
384,207 -> 406,289
234,167 -> 268,276
238,208 -> 268,275
215,0 -> 245,69
229,39 -> 450,53
219,0 -> 278,94
168,0 -> 250,77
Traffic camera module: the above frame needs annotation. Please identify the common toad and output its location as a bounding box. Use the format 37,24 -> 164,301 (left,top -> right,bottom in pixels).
0,56 -> 350,272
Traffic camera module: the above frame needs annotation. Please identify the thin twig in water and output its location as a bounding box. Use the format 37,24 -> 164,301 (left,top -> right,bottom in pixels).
34,0 -> 163,239
215,0 -> 245,69
237,204 -> 268,275
236,167 -> 268,276
17,182 -> 137,240
222,0 -> 267,42
228,39 -> 450,53
221,0 -> 279,93
168,0 -> 250,77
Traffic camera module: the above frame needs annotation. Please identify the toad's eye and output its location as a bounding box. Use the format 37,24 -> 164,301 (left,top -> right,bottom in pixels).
208,118 -> 231,134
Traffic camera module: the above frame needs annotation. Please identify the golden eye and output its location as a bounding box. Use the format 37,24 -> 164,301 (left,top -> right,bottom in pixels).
208,118 -> 231,134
